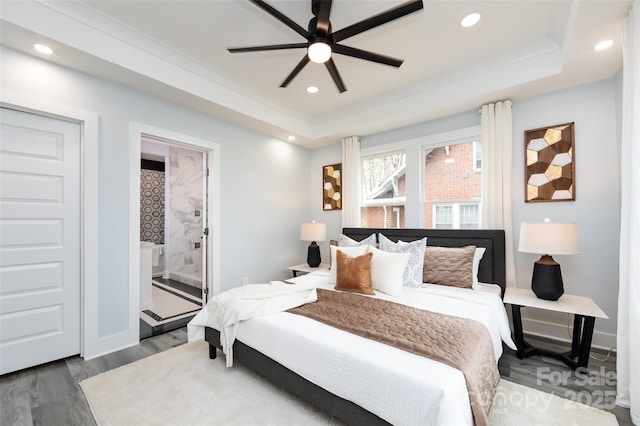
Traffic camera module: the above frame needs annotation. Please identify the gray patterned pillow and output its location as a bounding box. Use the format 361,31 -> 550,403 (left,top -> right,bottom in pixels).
339,233 -> 377,247
378,234 -> 427,288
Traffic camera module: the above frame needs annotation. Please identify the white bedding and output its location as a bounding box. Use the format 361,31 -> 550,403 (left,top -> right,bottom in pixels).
188,271 -> 516,426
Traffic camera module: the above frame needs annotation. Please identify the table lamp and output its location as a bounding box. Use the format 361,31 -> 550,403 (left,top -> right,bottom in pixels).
300,221 -> 326,267
518,220 -> 580,301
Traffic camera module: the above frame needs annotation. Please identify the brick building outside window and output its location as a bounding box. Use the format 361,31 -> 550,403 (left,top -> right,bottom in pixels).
361,140 -> 481,229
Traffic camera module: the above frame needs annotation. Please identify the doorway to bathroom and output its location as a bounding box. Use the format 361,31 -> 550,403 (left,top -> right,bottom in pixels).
139,137 -> 208,339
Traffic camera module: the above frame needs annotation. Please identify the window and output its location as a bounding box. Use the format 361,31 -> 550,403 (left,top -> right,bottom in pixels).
360,151 -> 406,228
358,127 -> 481,229
392,207 -> 401,229
434,205 -> 453,229
474,141 -> 482,171
460,204 -> 479,228
423,139 -> 481,229
432,203 -> 480,229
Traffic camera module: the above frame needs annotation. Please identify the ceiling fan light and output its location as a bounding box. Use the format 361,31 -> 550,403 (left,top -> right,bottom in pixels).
308,42 -> 331,63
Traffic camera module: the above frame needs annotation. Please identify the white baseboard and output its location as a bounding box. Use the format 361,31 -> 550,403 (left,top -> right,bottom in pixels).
520,316 -> 617,352
83,331 -> 139,360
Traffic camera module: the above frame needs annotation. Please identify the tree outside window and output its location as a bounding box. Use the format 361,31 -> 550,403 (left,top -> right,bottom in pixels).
361,151 -> 406,228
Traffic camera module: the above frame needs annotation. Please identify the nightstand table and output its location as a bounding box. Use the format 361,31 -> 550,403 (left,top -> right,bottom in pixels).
286,263 -> 329,277
504,287 -> 608,370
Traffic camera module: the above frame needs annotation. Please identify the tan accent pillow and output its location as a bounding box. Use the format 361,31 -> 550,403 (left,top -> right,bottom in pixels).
329,245 -> 370,284
423,245 -> 476,289
335,250 -> 374,295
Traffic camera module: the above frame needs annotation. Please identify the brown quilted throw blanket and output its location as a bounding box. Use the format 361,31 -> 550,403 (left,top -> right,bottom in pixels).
288,288 -> 500,426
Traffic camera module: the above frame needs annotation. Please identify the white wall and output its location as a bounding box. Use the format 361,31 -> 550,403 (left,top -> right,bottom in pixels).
308,143 -> 343,263
1,46 -> 311,352
311,78 -> 621,349
512,78 -> 620,348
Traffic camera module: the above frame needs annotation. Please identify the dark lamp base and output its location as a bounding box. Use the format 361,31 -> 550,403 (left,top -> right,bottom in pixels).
531,255 -> 564,301
307,242 -> 321,267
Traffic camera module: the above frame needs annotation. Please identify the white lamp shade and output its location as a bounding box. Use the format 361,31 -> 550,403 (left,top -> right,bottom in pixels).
518,222 -> 580,255
300,222 -> 326,242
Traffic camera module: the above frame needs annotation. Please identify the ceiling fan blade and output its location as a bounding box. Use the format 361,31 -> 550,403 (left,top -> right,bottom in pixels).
333,44 -> 403,67
315,0 -> 333,36
324,58 -> 346,93
331,0 -> 423,43
280,55 -> 311,87
249,0 -> 310,39
228,43 -> 308,53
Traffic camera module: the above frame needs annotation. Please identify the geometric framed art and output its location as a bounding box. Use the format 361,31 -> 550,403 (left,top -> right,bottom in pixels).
322,163 -> 342,210
524,122 -> 575,202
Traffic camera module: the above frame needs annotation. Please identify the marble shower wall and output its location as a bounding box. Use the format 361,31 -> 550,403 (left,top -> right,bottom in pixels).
168,146 -> 203,286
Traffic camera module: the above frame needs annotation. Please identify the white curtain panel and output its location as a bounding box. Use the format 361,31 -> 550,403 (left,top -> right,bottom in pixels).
617,2 -> 640,423
480,100 -> 517,287
341,136 -> 362,228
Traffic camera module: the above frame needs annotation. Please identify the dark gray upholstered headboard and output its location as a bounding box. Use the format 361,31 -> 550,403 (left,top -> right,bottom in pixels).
342,228 -> 506,296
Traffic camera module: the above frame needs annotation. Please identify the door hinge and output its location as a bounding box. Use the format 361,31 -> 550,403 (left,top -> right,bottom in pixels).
205,168 -> 210,177
204,287 -> 209,295
204,227 -> 209,236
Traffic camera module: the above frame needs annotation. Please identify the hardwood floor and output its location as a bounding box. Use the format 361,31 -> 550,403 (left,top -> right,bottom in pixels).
498,336 -> 632,426
0,328 -> 632,425
1,328 -> 187,426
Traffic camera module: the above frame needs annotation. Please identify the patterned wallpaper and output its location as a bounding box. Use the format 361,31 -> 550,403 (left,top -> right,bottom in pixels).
140,168 -> 165,244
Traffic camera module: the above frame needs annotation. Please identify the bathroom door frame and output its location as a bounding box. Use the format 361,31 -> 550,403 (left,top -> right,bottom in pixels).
129,122 -> 221,343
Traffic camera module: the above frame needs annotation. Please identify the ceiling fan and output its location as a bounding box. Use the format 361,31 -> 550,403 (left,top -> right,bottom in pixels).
227,0 -> 424,93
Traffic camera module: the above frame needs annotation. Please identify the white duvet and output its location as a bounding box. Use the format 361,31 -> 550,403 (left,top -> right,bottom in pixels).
188,271 -> 516,426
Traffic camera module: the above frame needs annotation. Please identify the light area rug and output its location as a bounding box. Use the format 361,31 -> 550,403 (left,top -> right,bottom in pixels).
140,282 -> 201,327
80,342 -> 619,426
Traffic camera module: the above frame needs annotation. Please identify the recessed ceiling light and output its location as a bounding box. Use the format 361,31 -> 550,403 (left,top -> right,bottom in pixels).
460,12 -> 481,28
287,135 -> 296,141
306,86 -> 319,94
594,40 -> 613,51
33,43 -> 53,55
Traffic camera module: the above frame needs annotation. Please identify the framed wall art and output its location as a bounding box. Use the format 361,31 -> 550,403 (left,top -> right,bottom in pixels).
322,163 -> 342,210
524,122 -> 575,202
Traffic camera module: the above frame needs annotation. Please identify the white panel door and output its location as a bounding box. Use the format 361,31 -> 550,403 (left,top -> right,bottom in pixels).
0,107 -> 81,374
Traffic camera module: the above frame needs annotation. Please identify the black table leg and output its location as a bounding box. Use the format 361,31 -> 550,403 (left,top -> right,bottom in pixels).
577,316 -> 596,368
571,314 -> 583,357
511,304 -> 525,358
509,304 -> 597,370
511,304 -> 536,358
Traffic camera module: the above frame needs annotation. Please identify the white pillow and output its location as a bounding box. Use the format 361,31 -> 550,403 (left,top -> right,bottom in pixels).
472,247 -> 486,289
338,233 -> 377,247
368,246 -> 410,296
329,245 -> 369,284
379,234 -> 427,288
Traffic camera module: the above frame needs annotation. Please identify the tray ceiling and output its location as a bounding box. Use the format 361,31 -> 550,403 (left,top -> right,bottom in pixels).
0,0 -> 631,147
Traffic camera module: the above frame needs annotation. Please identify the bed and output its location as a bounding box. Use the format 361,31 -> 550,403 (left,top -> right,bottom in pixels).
189,228 -> 514,425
